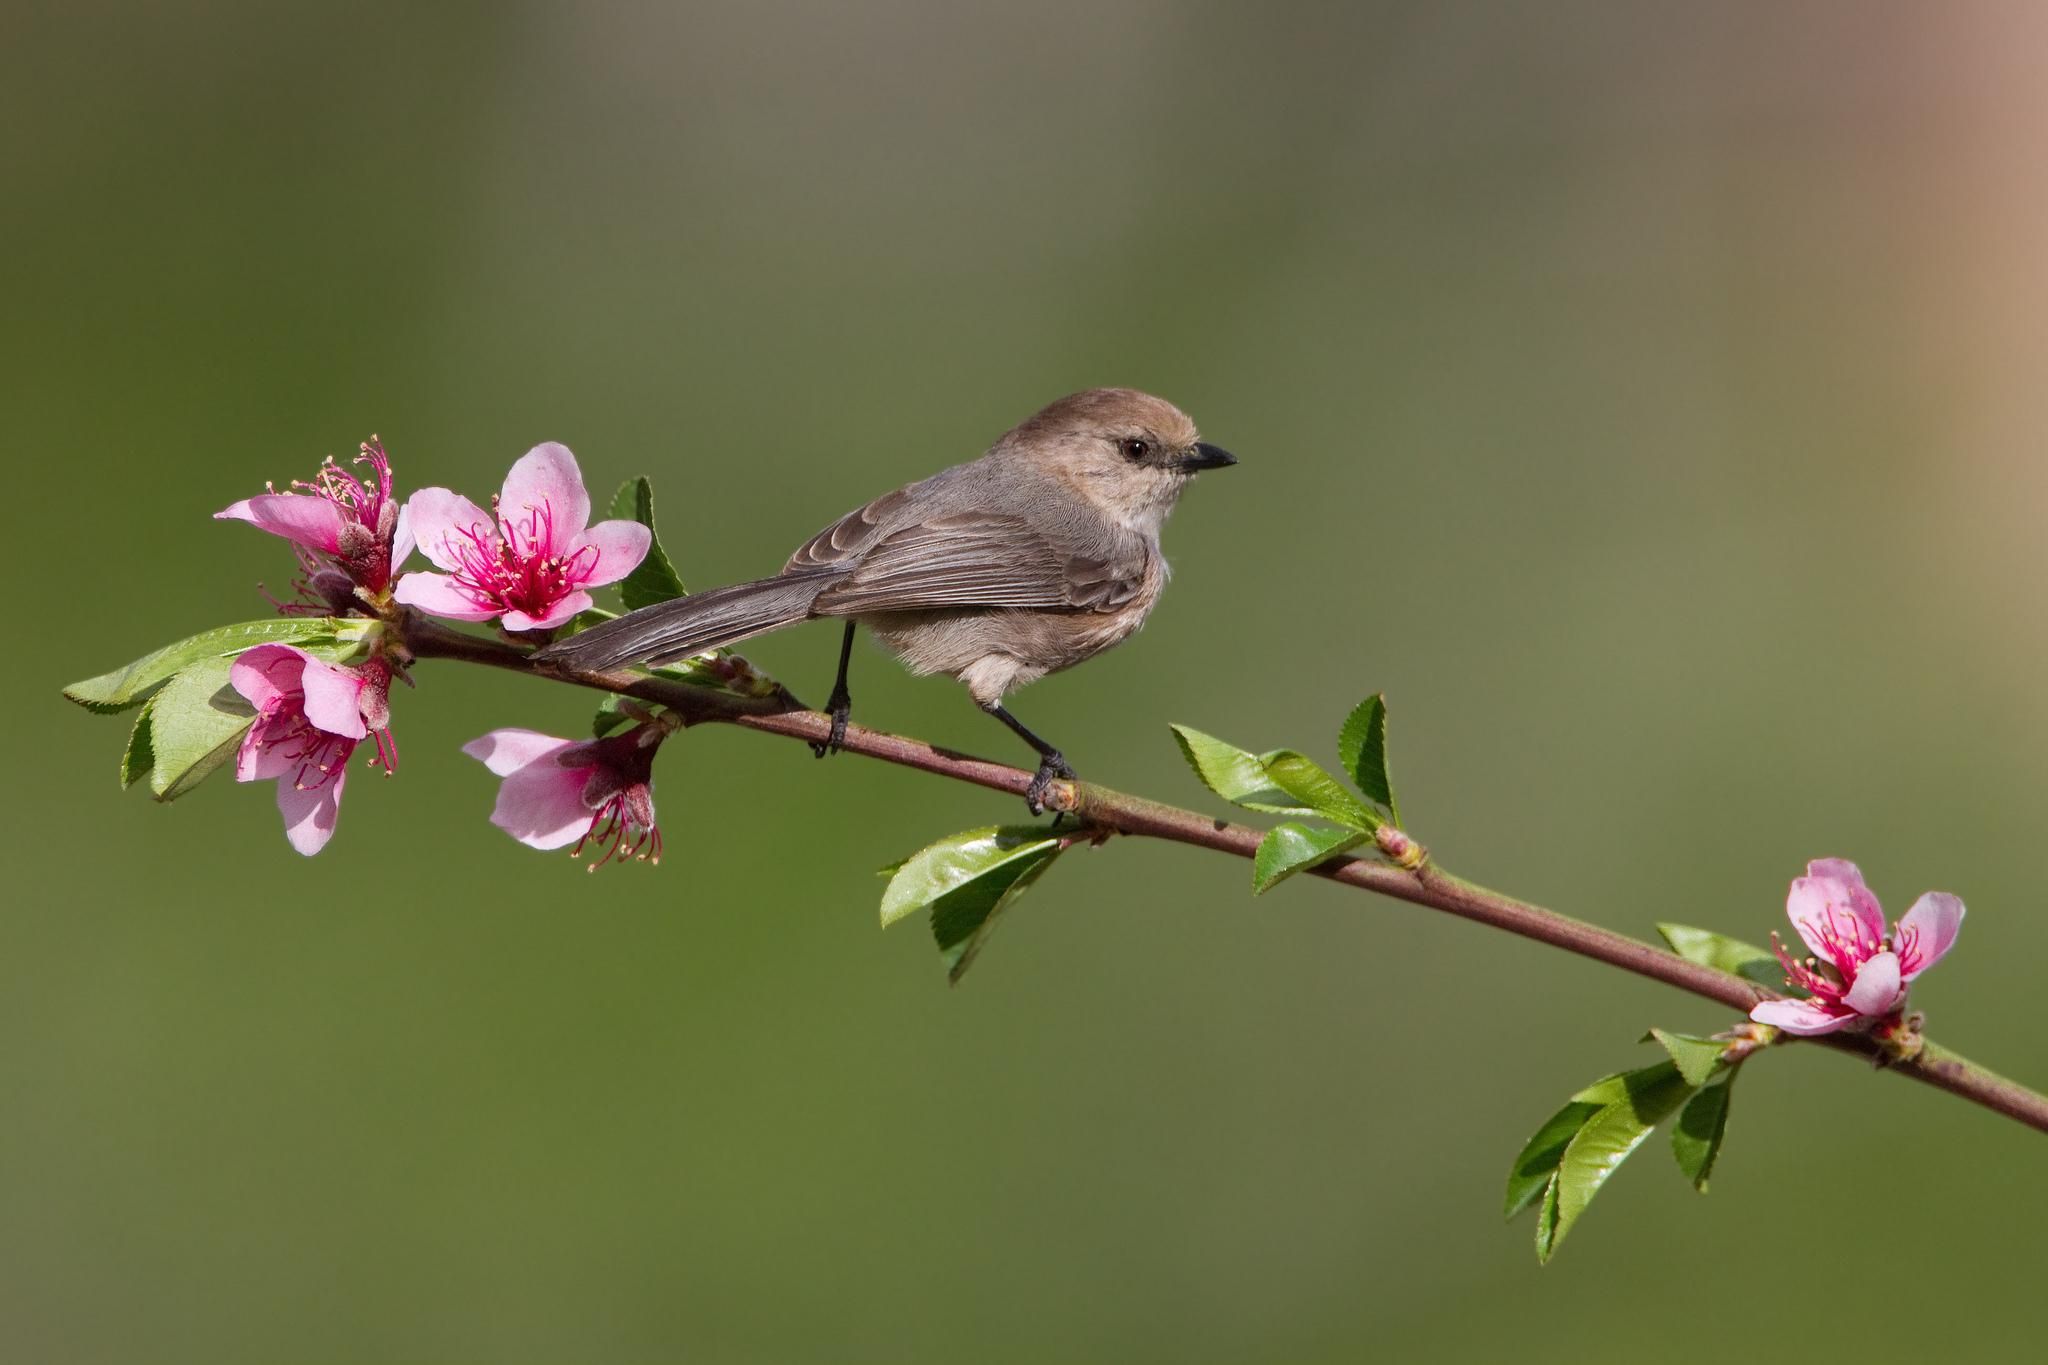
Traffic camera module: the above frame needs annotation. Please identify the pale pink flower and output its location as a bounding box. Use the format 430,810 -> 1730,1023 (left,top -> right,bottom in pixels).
393,443 -> 650,632
462,724 -> 664,869
230,644 -> 398,855
217,437 -> 414,610
1750,858 -> 1965,1036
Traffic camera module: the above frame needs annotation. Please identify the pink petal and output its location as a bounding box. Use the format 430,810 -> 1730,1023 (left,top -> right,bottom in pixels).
216,494 -> 348,555
500,442 -> 590,554
402,488 -> 497,572
502,591 -> 592,633
568,519 -> 653,589
276,765 -> 347,855
487,760 -> 597,850
1806,858 -> 1888,940
1786,873 -> 1886,968
1896,892 -> 1965,980
235,720 -> 296,782
392,570 -> 501,622
1841,949 -> 1903,1015
230,644 -> 311,711
390,502 -> 416,570
298,659 -> 368,739
462,728 -> 577,777
1750,998 -> 1860,1036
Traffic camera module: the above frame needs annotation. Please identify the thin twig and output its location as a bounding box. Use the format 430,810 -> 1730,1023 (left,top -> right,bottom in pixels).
401,612 -> 2048,1136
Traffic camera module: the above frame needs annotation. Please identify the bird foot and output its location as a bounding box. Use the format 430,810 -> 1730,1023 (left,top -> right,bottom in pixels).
811,689 -> 851,758
1024,751 -> 1077,816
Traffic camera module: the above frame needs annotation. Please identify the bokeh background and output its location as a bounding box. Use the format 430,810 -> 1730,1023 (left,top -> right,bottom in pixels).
9,2 -> 2048,1359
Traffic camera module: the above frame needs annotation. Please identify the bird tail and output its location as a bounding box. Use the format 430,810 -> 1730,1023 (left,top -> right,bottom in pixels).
533,574 -> 834,671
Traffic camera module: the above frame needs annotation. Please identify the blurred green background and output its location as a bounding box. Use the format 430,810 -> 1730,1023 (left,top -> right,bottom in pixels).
10,2 -> 2048,1359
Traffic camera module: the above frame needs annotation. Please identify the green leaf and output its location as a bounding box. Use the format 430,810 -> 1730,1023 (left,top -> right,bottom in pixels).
145,656 -> 256,801
121,700 -> 156,789
1534,1173 -> 1563,1262
1545,1062 -> 1696,1263
1647,1029 -> 1731,1088
592,694 -> 633,738
607,476 -> 690,611
1504,1099 -> 1603,1220
1168,725 -> 1316,817
1252,823 -> 1369,894
1671,1074 -> 1734,1192
1261,750 -> 1379,830
1337,694 -> 1398,824
878,826 -> 1067,983
1657,922 -> 1786,992
63,618 -> 358,714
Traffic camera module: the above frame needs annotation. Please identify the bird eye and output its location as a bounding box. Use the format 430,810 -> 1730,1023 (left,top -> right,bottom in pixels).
1118,437 -> 1150,461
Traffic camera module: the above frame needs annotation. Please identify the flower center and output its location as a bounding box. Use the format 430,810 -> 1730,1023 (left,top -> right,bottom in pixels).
442,496 -> 598,618
573,785 -> 661,870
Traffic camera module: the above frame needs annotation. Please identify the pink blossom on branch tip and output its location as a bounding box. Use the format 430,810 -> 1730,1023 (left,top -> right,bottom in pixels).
1749,858 -> 1964,1036
394,442 -> 651,633
229,644 -> 398,856
461,723 -> 665,869
216,437 -> 413,608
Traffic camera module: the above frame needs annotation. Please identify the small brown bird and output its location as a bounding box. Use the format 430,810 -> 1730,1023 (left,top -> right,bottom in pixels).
536,388 -> 1237,810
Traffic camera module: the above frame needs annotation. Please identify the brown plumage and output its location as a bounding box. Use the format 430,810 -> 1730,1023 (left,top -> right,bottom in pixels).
535,388 -> 1236,809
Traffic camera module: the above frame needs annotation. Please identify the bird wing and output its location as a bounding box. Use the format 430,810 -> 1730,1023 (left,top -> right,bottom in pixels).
805,509 -> 1147,616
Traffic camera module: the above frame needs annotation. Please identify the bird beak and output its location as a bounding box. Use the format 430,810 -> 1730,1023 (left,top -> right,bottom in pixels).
1179,441 -> 1238,472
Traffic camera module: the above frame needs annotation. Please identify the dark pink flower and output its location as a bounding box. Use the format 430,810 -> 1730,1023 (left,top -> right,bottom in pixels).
1750,858 -> 1964,1036
462,723 -> 664,868
230,643 -> 398,855
394,443 -> 650,632
217,438 -> 414,609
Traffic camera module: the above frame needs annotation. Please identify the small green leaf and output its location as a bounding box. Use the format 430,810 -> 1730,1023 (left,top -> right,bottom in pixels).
1505,1099 -> 1603,1220
1657,922 -> 1786,992
1546,1062 -> 1696,1262
1252,823 -> 1369,894
1648,1028 -> 1731,1088
121,700 -> 156,789
607,476 -> 690,611
592,694 -> 633,738
1671,1075 -> 1734,1192
1534,1173 -> 1563,1262
63,618 -> 357,714
1337,694 -> 1398,823
145,656 -> 256,801
1261,750 -> 1379,830
878,826 -> 1068,983
1168,725 -> 1316,817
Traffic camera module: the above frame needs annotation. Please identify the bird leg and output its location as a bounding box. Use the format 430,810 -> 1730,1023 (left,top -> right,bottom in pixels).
811,622 -> 857,758
983,702 -> 1077,815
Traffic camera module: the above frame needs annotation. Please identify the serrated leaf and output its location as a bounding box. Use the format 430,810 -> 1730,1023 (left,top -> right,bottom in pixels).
63,618 -> 356,714
1657,922 -> 1787,992
878,826 -> 1067,983
1252,823 -> 1369,894
1262,750 -> 1379,830
1336,694 -> 1398,823
1505,1099 -> 1603,1220
607,476 -> 690,611
1168,725 -> 1316,817
145,656 -> 256,801
1545,1062 -> 1696,1262
121,700 -> 156,789
1671,1075 -> 1734,1192
1648,1028 -> 1731,1088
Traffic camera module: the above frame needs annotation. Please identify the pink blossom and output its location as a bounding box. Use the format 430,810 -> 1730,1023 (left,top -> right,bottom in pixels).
230,643 -> 398,855
461,723 -> 665,869
1749,858 -> 1965,1036
394,443 -> 650,632
217,438 -> 414,609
